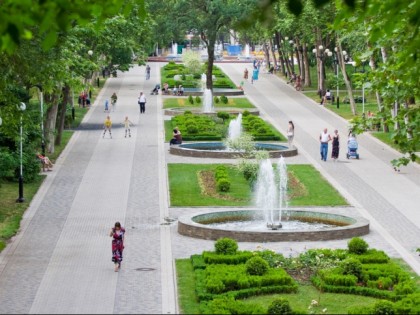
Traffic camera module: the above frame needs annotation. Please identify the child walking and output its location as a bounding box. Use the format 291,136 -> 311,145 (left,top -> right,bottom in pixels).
123,116 -> 133,138
103,115 -> 112,138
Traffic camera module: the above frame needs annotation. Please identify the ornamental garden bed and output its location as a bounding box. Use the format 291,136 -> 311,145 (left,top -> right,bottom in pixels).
176,237 -> 420,314
168,164 -> 348,207
164,111 -> 285,142
161,62 -> 236,89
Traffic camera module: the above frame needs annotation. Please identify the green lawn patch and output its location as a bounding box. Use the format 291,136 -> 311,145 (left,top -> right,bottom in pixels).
168,164 -> 251,207
242,284 -> 378,314
176,259 -> 201,314
163,97 -> 255,109
0,176 -> 45,251
168,163 -> 348,207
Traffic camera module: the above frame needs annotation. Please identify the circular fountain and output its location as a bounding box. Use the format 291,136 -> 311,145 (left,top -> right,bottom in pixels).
170,114 -> 298,158
177,158 -> 369,242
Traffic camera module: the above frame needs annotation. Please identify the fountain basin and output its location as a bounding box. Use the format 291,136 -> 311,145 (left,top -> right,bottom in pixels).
178,209 -> 370,242
170,142 -> 298,158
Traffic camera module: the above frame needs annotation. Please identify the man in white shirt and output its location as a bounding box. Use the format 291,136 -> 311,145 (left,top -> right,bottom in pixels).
319,128 -> 332,161
138,92 -> 146,113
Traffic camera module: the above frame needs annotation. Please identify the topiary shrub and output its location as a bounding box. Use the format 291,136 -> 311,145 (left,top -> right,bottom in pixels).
217,178 -> 231,192
341,257 -> 363,281
217,111 -> 230,124
267,298 -> 293,315
214,238 -> 238,255
195,96 -> 201,104
187,124 -> 199,134
214,96 -> 220,104
188,95 -> 194,105
372,300 -> 395,315
184,110 -> 193,116
246,256 -> 269,276
220,95 -> 228,104
242,110 -> 250,116
348,237 -> 369,254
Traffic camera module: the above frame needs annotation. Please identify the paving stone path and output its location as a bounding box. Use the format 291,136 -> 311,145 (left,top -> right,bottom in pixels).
0,62 -> 419,314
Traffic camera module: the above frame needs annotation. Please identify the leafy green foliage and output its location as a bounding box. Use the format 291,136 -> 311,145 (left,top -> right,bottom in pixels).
348,237 -> 369,254
217,111 -> 230,123
214,238 -> 238,255
372,300 -> 395,315
245,256 -> 269,276
267,298 -> 293,315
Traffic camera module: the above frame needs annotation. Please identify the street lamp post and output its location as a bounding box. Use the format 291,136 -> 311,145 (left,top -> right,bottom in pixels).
312,46 -> 332,98
17,102 -> 26,203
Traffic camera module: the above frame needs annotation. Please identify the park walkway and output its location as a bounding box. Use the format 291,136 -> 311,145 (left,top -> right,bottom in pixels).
217,63 -> 420,272
0,62 -> 419,314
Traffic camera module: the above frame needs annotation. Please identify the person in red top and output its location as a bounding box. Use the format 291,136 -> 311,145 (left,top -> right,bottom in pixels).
109,222 -> 125,272
37,153 -> 53,171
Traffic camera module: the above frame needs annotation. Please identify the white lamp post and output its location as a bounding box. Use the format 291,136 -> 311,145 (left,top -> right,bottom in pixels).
17,102 -> 26,203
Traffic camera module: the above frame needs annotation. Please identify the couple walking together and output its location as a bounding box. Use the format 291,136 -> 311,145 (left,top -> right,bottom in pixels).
320,128 -> 340,161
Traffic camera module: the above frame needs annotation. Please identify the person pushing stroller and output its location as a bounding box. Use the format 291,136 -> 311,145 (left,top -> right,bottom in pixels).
151,84 -> 160,95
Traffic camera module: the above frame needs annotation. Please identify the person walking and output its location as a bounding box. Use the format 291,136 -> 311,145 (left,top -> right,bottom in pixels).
145,65 -> 151,80
243,68 -> 248,80
104,99 -> 109,113
138,92 -> 146,114
110,92 -> 118,112
287,121 -> 295,148
103,115 -> 112,138
331,129 -> 340,161
319,128 -> 332,161
109,222 -> 125,272
123,116 -> 133,138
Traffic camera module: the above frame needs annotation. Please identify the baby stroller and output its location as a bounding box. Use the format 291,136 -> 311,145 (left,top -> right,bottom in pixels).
151,84 -> 160,95
346,136 -> 360,159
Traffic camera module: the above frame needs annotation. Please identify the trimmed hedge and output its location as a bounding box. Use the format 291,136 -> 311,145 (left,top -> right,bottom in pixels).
191,254 -> 207,270
203,251 -> 253,265
215,166 -> 231,192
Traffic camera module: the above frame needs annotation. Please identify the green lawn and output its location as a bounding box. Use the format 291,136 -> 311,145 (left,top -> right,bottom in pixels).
242,284 -> 378,314
168,163 -> 348,207
176,259 -> 201,314
168,164 -> 251,207
303,90 -> 379,120
0,177 -> 45,252
163,97 -> 255,109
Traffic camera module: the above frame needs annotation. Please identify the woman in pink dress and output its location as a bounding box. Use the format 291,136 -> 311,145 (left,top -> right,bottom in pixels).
109,222 -> 125,272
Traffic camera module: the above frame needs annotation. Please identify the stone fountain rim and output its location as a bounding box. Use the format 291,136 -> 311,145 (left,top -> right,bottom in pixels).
170,141 -> 298,159
177,208 -> 370,242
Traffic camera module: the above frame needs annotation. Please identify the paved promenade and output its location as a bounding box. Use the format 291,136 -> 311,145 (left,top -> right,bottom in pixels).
0,62 -> 418,314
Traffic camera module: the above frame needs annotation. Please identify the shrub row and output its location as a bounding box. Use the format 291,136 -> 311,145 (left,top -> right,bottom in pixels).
348,294 -> 420,315
204,264 -> 295,294
242,115 -> 282,141
202,251 -> 253,265
312,275 -> 397,300
215,165 -> 231,192
190,254 -> 206,270
199,296 -> 265,315
351,249 -> 390,264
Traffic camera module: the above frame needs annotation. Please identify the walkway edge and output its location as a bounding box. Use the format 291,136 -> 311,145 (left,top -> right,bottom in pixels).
244,91 -> 420,276
157,64 -> 178,314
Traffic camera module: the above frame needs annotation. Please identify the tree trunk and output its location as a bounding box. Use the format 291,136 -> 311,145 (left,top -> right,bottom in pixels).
274,32 -> 286,76
380,46 -> 390,132
270,39 -> 278,70
55,84 -> 70,146
44,93 -> 60,154
337,39 -> 357,115
368,43 -> 388,132
263,42 -> 270,70
303,43 -> 311,87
